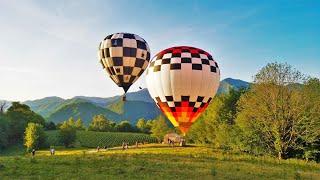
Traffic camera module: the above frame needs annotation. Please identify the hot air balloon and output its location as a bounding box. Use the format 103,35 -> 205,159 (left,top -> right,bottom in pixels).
98,33 -> 151,100
146,46 -> 220,135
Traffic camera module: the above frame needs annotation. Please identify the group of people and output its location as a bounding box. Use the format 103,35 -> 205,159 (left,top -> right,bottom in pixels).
122,142 -> 129,150
167,139 -> 186,147
96,146 -> 109,152
168,139 -> 175,147
30,141 -> 145,157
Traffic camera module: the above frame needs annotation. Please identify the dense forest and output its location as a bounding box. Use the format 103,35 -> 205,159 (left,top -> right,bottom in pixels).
187,62 -> 320,162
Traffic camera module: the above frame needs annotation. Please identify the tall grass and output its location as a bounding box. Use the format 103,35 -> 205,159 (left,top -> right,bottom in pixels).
0,145 -> 319,179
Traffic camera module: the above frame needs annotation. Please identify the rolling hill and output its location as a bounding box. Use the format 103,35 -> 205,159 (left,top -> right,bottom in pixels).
46,100 -> 122,125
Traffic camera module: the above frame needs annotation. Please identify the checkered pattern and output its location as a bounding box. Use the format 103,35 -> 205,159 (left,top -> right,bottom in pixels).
147,46 -> 219,75
98,33 -> 151,92
145,46 -> 220,134
155,95 -> 212,133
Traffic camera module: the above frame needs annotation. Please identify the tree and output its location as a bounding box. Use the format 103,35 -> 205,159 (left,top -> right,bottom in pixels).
187,88 -> 246,148
0,101 -> 8,114
150,115 -> 172,142
6,102 -> 46,144
44,121 -> 56,130
75,118 -> 85,130
299,78 -> 320,161
0,114 -> 9,149
88,115 -> 115,132
236,62 -> 313,159
56,122 -> 63,129
116,121 -> 134,132
59,121 -> 76,148
24,123 -> 46,151
67,117 -> 76,127
136,118 -> 148,133
146,120 -> 154,133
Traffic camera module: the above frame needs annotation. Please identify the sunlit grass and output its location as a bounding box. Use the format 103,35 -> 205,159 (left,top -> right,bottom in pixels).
0,144 -> 319,179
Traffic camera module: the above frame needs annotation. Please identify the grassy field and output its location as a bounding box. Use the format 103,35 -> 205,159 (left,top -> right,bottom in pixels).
0,144 -> 319,179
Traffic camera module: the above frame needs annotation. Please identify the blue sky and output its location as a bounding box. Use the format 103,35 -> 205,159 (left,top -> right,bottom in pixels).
0,0 -> 319,101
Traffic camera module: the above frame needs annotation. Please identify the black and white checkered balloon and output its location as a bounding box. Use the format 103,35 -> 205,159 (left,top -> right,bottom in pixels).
98,33 -> 151,93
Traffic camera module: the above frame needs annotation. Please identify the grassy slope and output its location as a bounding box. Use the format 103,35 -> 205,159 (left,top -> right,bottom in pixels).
0,145 -> 319,179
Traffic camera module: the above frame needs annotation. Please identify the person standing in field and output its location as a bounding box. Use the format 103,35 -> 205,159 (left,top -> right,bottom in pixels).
50,147 -> 55,155
122,142 -> 125,150
31,149 -> 36,158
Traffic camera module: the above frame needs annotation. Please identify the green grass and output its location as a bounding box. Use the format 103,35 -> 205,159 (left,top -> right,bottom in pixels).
0,144 -> 319,179
0,144 -> 25,156
46,130 -> 157,148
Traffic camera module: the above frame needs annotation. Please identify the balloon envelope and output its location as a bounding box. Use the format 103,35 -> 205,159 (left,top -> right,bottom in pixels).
146,46 -> 220,134
98,33 -> 151,93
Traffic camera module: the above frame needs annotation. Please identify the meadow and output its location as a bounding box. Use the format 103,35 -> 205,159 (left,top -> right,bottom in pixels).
0,144 -> 319,179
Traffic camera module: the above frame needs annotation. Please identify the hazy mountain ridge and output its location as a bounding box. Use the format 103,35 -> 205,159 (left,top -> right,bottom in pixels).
73,96 -> 120,107
1,78 -> 250,125
217,78 -> 250,94
24,96 -> 65,118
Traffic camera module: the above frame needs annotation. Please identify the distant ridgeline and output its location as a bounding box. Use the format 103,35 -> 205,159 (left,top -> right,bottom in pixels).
0,78 -> 250,126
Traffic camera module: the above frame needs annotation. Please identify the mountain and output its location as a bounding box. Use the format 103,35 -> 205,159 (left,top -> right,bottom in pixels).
72,96 -> 120,107
24,96 -> 65,118
46,98 -> 161,126
47,101 -> 122,125
15,90 -> 157,125
125,88 -> 153,103
107,99 -> 161,124
72,89 -> 153,107
217,78 -> 250,94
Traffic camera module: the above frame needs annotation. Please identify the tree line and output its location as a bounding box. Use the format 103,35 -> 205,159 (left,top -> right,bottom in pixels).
0,100 -> 172,150
187,62 -> 320,162
55,114 -> 172,147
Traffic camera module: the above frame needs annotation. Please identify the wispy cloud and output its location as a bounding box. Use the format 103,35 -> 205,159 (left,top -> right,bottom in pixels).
1,0 -> 102,44
0,66 -> 35,73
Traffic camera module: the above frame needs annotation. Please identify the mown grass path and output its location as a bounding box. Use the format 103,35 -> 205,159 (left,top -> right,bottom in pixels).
0,144 -> 319,179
